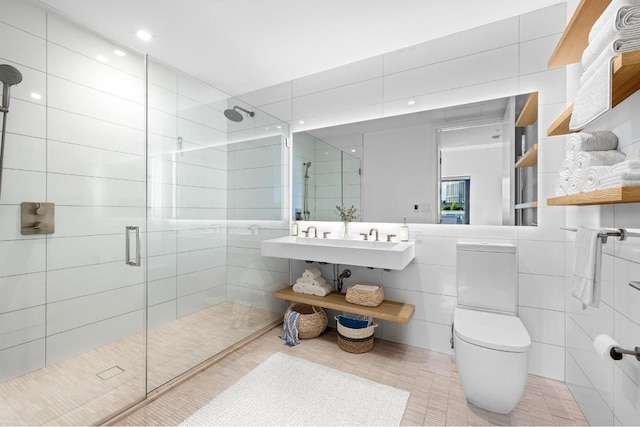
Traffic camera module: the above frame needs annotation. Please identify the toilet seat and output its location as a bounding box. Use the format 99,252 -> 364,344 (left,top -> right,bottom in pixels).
454,308 -> 530,353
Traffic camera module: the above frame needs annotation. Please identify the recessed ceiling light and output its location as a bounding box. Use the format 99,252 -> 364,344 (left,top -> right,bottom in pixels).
298,120 -> 305,125
96,55 -> 108,63
276,125 -> 282,129
407,99 -> 416,106
351,149 -> 356,153
136,29 -> 153,41
30,92 -> 42,100
113,49 -> 126,57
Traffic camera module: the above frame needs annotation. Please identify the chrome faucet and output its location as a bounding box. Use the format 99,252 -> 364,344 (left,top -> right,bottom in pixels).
369,228 -> 379,241
303,225 -> 318,238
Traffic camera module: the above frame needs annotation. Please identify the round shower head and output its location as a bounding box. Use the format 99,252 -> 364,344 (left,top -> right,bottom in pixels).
224,108 -> 244,122
224,105 -> 255,122
0,65 -> 23,86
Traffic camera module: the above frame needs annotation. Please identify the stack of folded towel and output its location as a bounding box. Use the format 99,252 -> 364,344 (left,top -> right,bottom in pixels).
292,267 -> 333,296
598,149 -> 640,188
570,0 -> 640,130
556,131 -> 625,195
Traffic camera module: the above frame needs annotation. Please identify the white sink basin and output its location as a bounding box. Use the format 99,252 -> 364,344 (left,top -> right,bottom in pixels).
261,236 -> 415,270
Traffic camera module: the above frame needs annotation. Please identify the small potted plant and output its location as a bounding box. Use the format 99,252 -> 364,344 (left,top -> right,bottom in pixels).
335,205 -> 359,238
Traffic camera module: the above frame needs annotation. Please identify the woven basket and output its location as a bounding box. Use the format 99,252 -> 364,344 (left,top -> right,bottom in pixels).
337,331 -> 375,353
334,316 -> 378,339
345,283 -> 384,307
284,303 -> 327,339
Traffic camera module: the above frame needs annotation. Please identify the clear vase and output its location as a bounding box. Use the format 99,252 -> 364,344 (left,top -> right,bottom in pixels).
343,221 -> 350,239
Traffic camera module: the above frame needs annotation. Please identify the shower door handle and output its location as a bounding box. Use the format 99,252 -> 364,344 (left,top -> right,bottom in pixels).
125,226 -> 141,267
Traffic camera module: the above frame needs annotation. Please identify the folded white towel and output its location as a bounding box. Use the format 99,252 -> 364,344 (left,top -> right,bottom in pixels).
572,228 -> 603,309
602,170 -> 640,181
571,54 -> 614,130
559,158 -> 574,180
302,267 -> 321,280
573,150 -> 625,179
598,179 -> 640,189
555,177 -> 568,196
589,0 -> 640,42
583,166 -> 611,192
566,132 -> 618,159
609,159 -> 640,173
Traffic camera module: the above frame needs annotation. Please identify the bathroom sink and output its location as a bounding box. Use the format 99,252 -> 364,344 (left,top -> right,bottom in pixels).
261,236 -> 415,270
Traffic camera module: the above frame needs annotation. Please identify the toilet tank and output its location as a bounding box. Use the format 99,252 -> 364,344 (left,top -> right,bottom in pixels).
456,242 -> 517,315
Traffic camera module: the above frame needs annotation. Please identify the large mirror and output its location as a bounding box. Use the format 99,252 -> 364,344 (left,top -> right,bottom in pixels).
292,93 -> 538,226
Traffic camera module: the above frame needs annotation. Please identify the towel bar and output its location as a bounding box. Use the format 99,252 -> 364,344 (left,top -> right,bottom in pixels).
561,227 -> 628,243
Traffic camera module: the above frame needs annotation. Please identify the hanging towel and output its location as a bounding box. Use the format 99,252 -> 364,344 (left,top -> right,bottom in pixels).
583,166 -> 611,192
280,311 -> 301,346
572,228 -> 603,309
302,267 -> 321,280
573,150 -> 625,179
566,132 -> 618,159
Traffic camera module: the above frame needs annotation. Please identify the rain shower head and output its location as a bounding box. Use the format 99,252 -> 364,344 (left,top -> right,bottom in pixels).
0,64 -> 23,112
224,105 -> 255,122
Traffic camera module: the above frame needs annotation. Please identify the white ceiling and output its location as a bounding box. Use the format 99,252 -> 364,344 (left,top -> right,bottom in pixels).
35,0 -> 564,97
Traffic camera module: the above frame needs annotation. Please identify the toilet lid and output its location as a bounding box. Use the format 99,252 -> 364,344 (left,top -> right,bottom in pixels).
454,308 -> 531,352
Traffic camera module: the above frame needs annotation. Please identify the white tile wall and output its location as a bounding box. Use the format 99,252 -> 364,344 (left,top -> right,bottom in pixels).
240,4 -> 570,382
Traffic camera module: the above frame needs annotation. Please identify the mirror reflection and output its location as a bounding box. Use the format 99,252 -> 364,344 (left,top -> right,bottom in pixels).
293,93 -> 538,226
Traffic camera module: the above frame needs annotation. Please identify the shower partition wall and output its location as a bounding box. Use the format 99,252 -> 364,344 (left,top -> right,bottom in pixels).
0,2 -> 289,424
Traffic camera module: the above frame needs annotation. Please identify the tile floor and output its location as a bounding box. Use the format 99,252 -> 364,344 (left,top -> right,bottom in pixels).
0,302 -> 280,426
118,325 -> 589,426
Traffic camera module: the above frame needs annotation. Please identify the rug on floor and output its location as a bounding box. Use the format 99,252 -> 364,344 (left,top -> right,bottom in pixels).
180,352 -> 409,426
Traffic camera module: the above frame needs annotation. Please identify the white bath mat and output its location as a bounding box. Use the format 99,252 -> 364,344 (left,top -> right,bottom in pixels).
180,352 -> 409,426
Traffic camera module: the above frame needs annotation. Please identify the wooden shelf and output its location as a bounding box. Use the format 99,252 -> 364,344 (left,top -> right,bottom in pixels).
547,51 -> 640,136
515,144 -> 538,168
515,201 -> 538,209
548,0 -> 611,68
547,186 -> 640,206
516,92 -> 538,127
274,286 -> 415,324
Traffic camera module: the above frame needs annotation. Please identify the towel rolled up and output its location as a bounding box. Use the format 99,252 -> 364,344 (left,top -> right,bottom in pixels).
292,282 -> 310,294
308,276 -> 327,288
302,267 -> 321,280
566,132 -> 618,159
573,150 -> 625,179
555,177 -> 568,196
567,176 -> 582,195
559,158 -> 575,180
311,282 -> 332,297
583,166 -> 611,192
295,277 -> 311,285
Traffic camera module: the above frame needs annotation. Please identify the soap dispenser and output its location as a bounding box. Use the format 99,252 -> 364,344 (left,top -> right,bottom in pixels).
291,221 -> 299,236
400,217 -> 409,242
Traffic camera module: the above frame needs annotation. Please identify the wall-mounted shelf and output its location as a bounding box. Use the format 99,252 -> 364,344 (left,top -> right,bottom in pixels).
547,51 -> 640,136
547,0 -> 611,68
515,144 -> 538,168
515,92 -> 538,126
547,186 -> 640,206
515,201 -> 538,209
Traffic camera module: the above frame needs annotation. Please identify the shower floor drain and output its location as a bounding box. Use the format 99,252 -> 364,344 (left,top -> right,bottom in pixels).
96,366 -> 124,380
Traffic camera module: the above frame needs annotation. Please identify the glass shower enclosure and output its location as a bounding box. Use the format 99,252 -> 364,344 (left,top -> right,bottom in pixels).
0,2 -> 289,424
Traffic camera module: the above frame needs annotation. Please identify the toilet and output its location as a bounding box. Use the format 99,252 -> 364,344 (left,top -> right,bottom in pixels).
453,242 -> 531,414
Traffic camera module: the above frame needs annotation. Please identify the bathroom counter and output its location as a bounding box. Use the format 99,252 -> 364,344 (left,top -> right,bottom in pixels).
274,286 -> 415,324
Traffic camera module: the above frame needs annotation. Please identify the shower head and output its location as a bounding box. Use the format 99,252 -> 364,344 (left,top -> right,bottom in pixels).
224,105 -> 255,122
303,161 -> 311,178
0,64 -> 23,112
